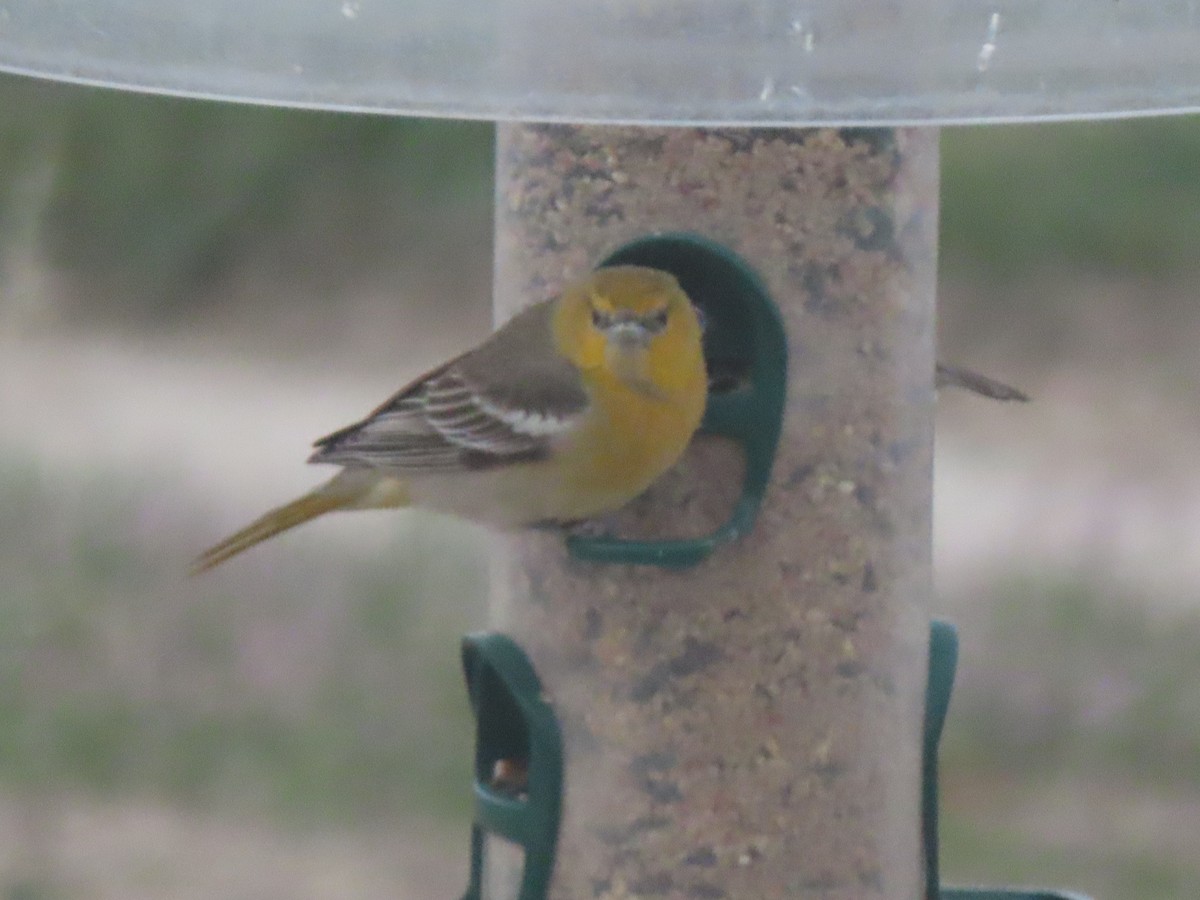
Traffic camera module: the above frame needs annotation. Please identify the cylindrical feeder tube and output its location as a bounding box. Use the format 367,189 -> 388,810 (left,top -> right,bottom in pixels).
492,124 -> 936,900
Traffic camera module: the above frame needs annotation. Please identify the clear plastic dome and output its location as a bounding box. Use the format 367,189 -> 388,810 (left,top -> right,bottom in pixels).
0,0 -> 1197,124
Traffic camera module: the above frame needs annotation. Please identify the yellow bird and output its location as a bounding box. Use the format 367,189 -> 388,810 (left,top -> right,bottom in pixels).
193,266 -> 708,573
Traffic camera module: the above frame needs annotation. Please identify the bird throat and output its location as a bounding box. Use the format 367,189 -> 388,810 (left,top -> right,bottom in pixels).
605,346 -> 668,401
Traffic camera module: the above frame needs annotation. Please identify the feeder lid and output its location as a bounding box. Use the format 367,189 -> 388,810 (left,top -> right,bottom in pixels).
0,0 -> 1197,124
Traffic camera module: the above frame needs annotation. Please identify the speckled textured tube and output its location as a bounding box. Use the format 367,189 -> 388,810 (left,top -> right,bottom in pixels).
491,124 -> 935,900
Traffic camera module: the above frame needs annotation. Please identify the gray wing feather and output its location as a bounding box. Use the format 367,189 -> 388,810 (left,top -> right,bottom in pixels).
309,301 -> 589,472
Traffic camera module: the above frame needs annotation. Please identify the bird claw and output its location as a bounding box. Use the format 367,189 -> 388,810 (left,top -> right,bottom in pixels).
564,516 -> 620,539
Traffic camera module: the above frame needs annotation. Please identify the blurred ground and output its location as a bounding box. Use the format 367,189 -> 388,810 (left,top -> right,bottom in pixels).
1,74 -> 1199,898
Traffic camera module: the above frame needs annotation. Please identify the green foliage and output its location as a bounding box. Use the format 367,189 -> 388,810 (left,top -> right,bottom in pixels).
938,571 -> 1200,899
4,71 -> 1197,320
0,458 -> 481,826
943,570 -> 1200,780
942,802 -> 1196,900
0,75 -> 493,318
942,117 -> 1200,279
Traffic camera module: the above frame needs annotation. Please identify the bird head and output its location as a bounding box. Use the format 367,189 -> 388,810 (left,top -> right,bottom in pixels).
554,266 -> 705,397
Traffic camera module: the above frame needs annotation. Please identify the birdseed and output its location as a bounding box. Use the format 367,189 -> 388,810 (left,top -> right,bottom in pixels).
491,124 -> 935,900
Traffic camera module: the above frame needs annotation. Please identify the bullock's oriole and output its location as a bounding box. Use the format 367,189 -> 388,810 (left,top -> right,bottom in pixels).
193,266 -> 708,572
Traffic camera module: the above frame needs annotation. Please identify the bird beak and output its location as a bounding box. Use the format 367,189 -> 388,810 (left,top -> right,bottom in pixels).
607,320 -> 652,349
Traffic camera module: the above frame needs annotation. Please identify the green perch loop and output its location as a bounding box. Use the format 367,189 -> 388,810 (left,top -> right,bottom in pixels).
460,632 -> 563,900
458,623 -> 1094,900
925,619 -> 1092,900
566,233 -> 788,568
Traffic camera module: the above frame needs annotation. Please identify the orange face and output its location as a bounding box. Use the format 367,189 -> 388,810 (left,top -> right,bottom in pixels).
553,266 -> 704,399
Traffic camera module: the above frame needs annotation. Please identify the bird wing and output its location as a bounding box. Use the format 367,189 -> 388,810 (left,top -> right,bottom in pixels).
309,301 -> 590,472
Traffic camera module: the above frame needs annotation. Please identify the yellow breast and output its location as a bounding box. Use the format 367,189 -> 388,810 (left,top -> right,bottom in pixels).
554,364 -> 707,519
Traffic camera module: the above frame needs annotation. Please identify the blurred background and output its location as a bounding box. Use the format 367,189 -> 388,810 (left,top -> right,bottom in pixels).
0,71 -> 1197,898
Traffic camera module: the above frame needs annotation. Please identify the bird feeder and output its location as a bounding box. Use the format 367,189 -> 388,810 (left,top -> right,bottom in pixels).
5,3 -> 1197,899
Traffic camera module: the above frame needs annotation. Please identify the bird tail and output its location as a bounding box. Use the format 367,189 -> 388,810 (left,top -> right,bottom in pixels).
191,472 -> 409,575
935,363 -> 1029,402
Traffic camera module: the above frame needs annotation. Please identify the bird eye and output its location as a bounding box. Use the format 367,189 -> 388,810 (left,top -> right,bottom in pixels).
591,308 -> 612,329
646,308 -> 669,332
